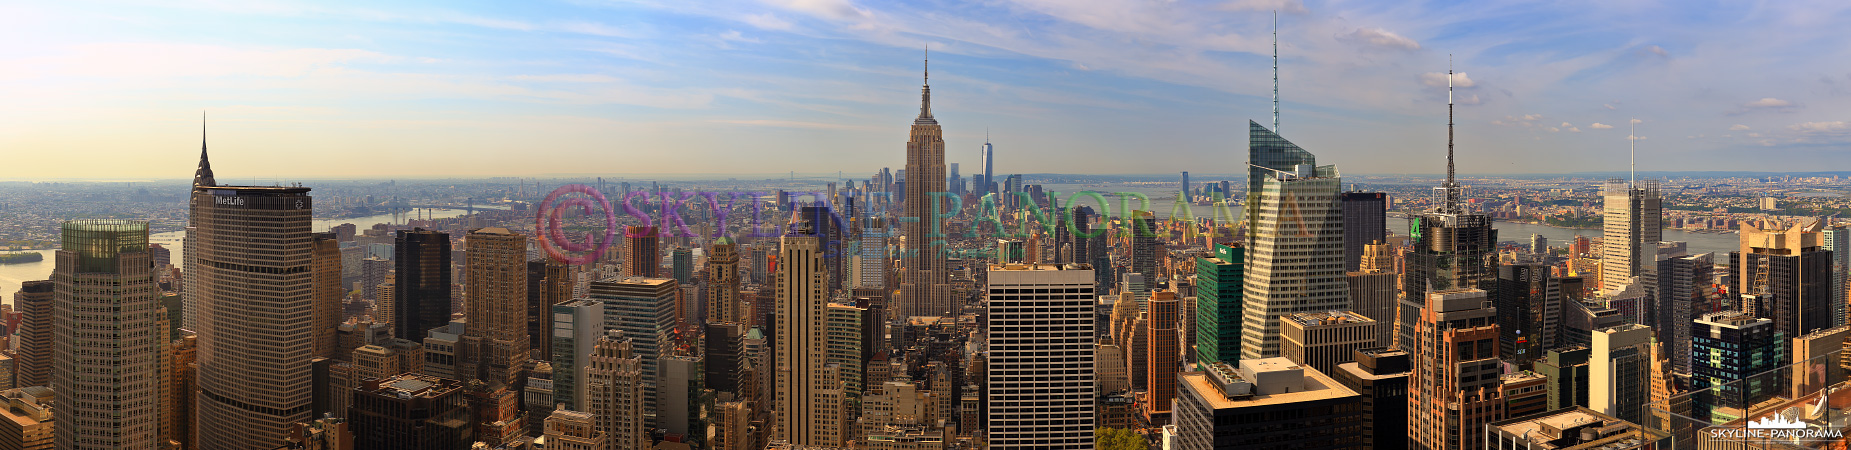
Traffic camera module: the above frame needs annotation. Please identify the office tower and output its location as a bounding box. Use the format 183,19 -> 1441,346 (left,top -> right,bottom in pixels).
528,259 -> 571,363
657,355 -> 701,437
1494,264 -> 1561,365
712,398 -> 750,450
313,233 -> 342,359
188,144 -> 318,449
549,300 -> 603,413
170,335 -> 197,449
361,257 -> 389,303
704,323 -> 745,394
985,263 -> 1096,449
586,331 -> 647,450
672,247 -> 693,284
1174,359 -> 1366,449
459,228 -> 530,388
799,205 -> 846,295
855,218 -> 888,290
749,244 -> 770,285
1599,179 -> 1662,293
1347,271 -> 1397,348
1824,225 -> 1849,327
1243,121 -> 1348,359
1791,325 -> 1848,398
1589,324 -> 1652,424
1144,291 -> 1181,425
1076,206 -> 1111,294
980,138 -> 995,198
1656,251 -> 1712,374
1536,345 -> 1590,412
1130,210 -> 1160,278
1732,219 -> 1834,339
1281,311 -> 1378,377
707,237 -> 742,324
586,277 -> 678,414
394,229 -> 451,341
1398,74 -> 1496,353
1334,348 -> 1410,450
52,220 -> 166,448
1483,407 -> 1668,449
825,304 -> 866,399
900,56 -> 952,319
1195,244 -> 1243,365
0,387 -> 53,449
543,410 -> 607,450
626,226 -> 659,278
1180,171 -> 1191,201
10,281 -> 50,389
348,374 -> 472,449
1341,192 -> 1387,272
774,225 -> 846,446
1530,234 -> 1548,254
1408,289 -> 1503,450
1690,311 -> 1785,423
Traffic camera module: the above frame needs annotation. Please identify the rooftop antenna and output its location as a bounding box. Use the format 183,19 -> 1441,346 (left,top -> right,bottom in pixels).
1629,119 -> 1636,187
1272,10 -> 1280,134
1444,55 -> 1459,213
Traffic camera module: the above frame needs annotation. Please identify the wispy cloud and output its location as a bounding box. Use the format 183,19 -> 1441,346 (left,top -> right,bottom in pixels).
1341,27 -> 1420,51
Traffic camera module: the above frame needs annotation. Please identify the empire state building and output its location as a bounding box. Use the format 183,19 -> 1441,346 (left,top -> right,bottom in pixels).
900,53 -> 951,318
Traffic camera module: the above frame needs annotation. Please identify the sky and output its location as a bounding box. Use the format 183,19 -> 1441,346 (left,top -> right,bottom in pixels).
2,0 -> 1850,180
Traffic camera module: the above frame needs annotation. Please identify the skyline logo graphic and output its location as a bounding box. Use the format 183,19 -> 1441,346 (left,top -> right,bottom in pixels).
1746,414 -> 1806,430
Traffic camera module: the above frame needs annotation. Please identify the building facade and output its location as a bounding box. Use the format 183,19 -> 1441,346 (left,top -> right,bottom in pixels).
985,263 -> 1096,449
52,220 -> 167,448
1243,123 -> 1348,359
188,147 -> 319,449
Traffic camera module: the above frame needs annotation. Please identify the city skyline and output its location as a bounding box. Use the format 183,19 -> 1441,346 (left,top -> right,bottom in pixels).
5,1 -> 1851,180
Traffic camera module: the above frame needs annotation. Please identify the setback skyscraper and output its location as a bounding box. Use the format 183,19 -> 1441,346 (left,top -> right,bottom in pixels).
900,53 -> 952,318
774,220 -> 846,445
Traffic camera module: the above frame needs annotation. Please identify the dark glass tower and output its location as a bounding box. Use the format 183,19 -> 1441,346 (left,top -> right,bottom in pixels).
1341,191 -> 1386,272
1495,263 -> 1561,365
394,229 -> 452,341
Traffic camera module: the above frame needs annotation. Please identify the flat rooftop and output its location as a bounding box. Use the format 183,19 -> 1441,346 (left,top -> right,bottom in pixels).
1184,361 -> 1358,409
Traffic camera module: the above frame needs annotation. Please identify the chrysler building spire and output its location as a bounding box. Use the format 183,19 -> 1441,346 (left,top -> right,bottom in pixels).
194,111 -> 216,187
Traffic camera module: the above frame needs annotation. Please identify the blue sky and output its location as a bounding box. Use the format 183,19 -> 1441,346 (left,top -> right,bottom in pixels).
3,0 -> 1849,179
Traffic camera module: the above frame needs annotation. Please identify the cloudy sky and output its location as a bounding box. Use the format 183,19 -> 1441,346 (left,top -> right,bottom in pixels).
3,0 -> 1849,180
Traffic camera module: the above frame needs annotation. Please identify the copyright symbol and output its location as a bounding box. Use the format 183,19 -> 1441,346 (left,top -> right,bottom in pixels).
535,184 -> 616,265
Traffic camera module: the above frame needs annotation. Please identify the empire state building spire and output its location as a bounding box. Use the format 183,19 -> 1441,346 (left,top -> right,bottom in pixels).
916,45 -> 935,125
194,111 -> 216,187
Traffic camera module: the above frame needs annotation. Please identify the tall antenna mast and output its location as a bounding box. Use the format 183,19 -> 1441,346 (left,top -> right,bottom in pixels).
1629,120 -> 1636,187
1443,56 -> 1461,213
1272,10 -> 1280,134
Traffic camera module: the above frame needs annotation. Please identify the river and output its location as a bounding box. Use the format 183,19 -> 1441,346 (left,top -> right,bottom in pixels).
1394,218 -> 1740,257
0,209 -> 475,303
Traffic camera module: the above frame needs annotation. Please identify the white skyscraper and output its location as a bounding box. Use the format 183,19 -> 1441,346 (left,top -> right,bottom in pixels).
986,263 -> 1097,449
1242,160 -> 1349,360
1600,179 -> 1662,294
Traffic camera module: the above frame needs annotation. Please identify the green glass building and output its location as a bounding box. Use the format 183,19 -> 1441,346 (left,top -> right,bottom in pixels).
1195,243 -> 1243,365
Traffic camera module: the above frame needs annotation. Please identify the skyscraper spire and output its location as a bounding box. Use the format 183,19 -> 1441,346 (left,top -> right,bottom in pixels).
1444,56 -> 1459,213
916,44 -> 934,124
194,110 -> 216,187
1271,10 -> 1280,134
1629,119 -> 1636,187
